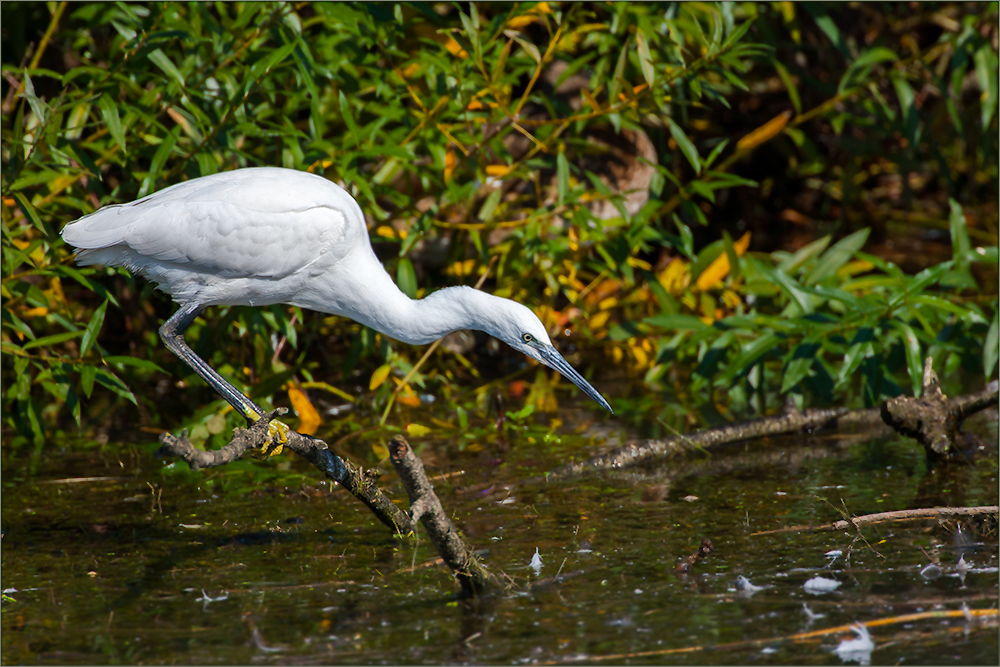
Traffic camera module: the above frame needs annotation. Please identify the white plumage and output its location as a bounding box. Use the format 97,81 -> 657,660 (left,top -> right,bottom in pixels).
62,167 -> 612,435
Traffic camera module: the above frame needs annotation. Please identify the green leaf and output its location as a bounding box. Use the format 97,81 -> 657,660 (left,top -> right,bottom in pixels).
80,364 -> 96,398
985,310 -> 999,379
704,139 -> 730,169
12,192 -> 47,236
974,43 -> 998,131
252,40 -> 298,79
80,298 -> 108,357
666,117 -> 701,175
837,327 -> 875,387
781,345 -> 817,394
777,234 -> 831,274
21,71 -> 51,123
608,35 -> 631,102
505,30 -> 540,63
97,92 -> 127,154
805,228 -> 870,285
147,49 -> 185,87
138,126 -> 180,197
22,330 -> 84,350
948,198 -> 971,265
773,60 -> 801,115
841,46 -> 898,93
720,331 -> 780,384
891,72 -> 920,147
478,187 -> 502,222
396,257 -> 417,298
339,89 -> 358,138
754,261 -> 814,315
103,356 -> 168,373
643,314 -> 707,331
557,149 -> 569,205
911,295 -> 983,323
94,368 -> 137,405
892,320 -> 923,397
636,31 -> 655,87
803,5 -> 849,59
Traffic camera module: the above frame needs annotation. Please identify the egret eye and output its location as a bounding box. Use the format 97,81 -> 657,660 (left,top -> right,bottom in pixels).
522,333 -> 534,344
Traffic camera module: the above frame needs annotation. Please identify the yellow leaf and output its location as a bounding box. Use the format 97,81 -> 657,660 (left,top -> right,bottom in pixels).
406,423 -> 431,438
299,381 -> 355,403
581,87 -> 600,111
737,110 -> 793,151
626,257 -> 652,270
658,258 -> 690,296
589,310 -> 611,330
12,238 -> 46,265
444,38 -> 468,58
444,258 -> 477,277
695,232 -> 751,291
631,343 -> 649,368
287,383 -> 321,435
485,164 -> 513,177
837,259 -> 874,277
22,306 -> 48,318
369,364 -> 392,391
397,393 -> 421,407
598,296 -> 618,310
372,442 -> 389,459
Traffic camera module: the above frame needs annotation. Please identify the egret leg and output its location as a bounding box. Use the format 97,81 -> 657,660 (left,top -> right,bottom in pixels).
159,302 -> 289,457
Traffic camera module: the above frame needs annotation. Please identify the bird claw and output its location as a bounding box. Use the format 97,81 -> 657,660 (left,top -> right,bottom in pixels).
247,413 -> 290,459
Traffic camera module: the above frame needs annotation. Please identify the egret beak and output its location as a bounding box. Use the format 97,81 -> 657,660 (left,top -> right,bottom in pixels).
536,344 -> 613,414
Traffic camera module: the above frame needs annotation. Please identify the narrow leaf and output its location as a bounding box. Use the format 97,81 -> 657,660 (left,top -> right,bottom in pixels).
892,320 -> 923,397
97,93 -> 127,154
805,228 -> 870,285
636,31 -> 655,86
557,149 -> 569,205
985,310 -> 999,379
666,117 -> 701,175
396,257 -> 417,298
148,49 -> 185,87
80,299 -> 108,357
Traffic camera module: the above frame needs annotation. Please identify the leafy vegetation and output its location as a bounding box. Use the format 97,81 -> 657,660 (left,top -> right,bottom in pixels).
1,2 -> 996,452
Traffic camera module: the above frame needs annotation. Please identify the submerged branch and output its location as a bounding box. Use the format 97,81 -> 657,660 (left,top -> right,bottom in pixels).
751,506 -> 1000,535
388,435 -> 500,597
545,376 -> 997,482
157,409 -> 416,535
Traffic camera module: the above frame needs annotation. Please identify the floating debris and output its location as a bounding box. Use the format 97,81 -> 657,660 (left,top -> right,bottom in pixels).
734,575 -> 764,595
803,576 -> 841,594
529,548 -> 543,575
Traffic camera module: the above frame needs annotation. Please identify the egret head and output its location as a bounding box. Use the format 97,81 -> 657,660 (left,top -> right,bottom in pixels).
480,295 -> 613,414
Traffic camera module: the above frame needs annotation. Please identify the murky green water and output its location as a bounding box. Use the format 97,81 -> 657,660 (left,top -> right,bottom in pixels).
3,414 -> 998,664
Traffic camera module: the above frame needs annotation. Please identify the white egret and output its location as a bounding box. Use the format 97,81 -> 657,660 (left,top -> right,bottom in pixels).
62,167 -> 612,454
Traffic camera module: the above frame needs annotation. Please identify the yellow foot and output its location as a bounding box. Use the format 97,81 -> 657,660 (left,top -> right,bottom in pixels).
250,419 -> 290,459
